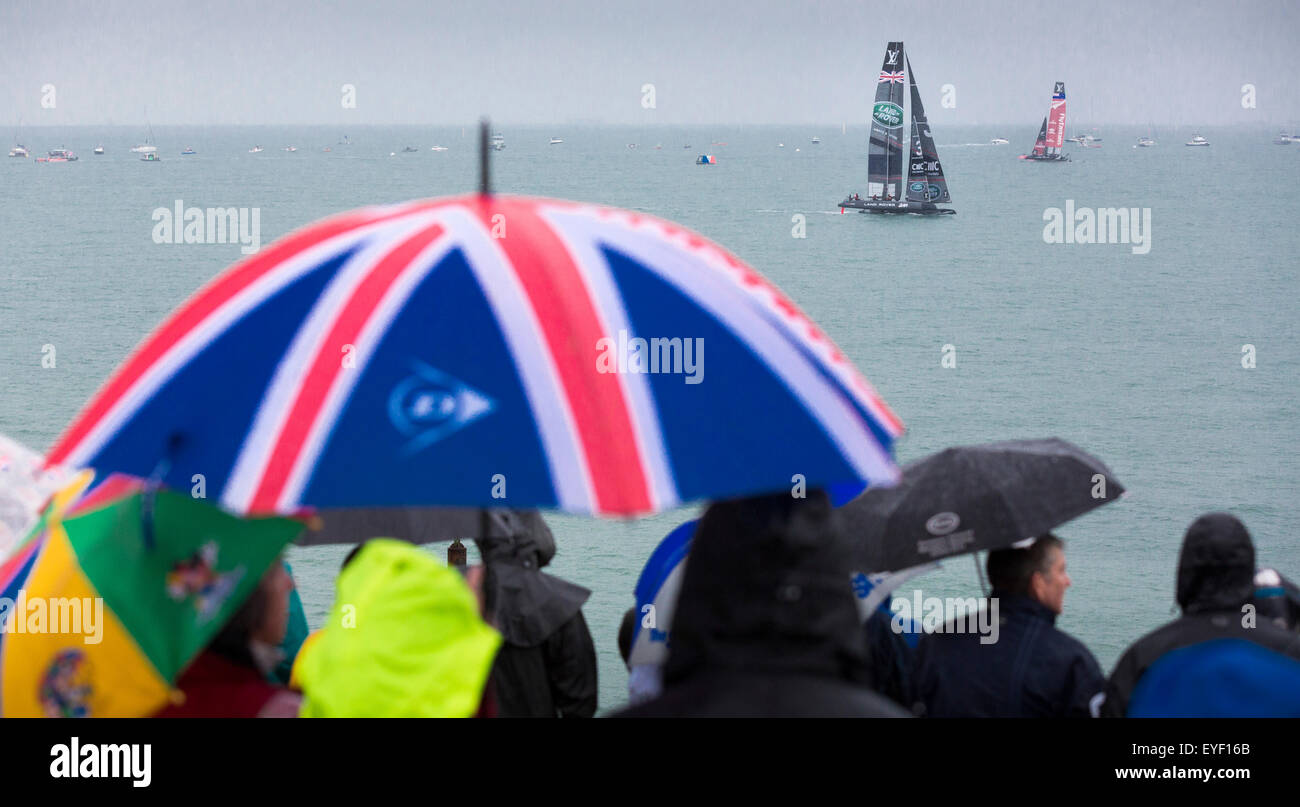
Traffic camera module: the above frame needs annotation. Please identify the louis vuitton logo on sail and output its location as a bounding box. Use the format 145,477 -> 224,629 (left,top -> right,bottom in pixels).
1042,200 -> 1152,255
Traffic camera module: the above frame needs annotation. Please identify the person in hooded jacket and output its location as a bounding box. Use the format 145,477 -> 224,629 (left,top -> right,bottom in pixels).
476,512 -> 598,718
1100,513 -> 1300,717
616,490 -> 908,717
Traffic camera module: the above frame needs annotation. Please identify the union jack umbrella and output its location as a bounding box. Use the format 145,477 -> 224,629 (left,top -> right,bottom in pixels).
46,195 -> 903,517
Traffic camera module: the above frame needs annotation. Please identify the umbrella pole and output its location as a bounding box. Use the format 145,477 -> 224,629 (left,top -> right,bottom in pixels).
972,551 -> 989,598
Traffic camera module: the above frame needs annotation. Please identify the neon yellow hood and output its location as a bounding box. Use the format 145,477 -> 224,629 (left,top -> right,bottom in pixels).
297,539 -> 501,717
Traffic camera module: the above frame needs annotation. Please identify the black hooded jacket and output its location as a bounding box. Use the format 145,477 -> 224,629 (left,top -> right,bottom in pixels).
617,493 -> 908,717
1101,513 -> 1300,717
477,513 -> 597,718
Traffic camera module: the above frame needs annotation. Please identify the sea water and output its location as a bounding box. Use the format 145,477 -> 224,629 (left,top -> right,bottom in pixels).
2,124 -> 1297,712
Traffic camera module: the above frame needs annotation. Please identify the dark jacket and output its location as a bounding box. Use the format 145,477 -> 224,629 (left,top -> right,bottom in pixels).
865,608 -> 915,708
1101,513 -> 1300,717
911,593 -> 1104,718
618,493 -> 908,717
477,514 -> 597,718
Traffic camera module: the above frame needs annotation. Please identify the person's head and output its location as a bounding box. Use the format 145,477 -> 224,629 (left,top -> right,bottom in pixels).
663,489 -> 868,685
297,540 -> 501,717
987,534 -> 1069,614
211,558 -> 294,666
1177,513 -> 1255,615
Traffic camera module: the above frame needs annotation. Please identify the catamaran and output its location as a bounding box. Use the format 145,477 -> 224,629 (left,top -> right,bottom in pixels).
1019,82 -> 1070,162
839,40 -> 954,215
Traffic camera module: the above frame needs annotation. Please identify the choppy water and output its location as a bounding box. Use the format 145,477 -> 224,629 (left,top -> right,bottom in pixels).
2,124 -> 1297,713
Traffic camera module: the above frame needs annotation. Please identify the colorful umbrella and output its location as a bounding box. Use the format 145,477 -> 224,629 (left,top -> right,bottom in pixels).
0,485 -> 301,717
46,194 -> 902,518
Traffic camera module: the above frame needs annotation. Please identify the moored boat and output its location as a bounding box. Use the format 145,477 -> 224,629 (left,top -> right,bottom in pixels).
1185,134 -> 1209,146
36,148 -> 78,162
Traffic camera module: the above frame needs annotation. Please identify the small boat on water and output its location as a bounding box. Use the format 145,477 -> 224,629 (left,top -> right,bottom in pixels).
92,145 -> 104,155
283,146 -> 298,152
840,40 -> 955,214
249,145 -> 263,153
1185,134 -> 1210,146
810,136 -> 821,144
990,137 -> 1009,145
8,144 -> 28,158
1019,82 -> 1071,162
696,154 -> 715,165
37,148 -> 77,162
401,146 -> 419,153
430,145 -> 448,151
181,147 -> 196,155
140,153 -> 160,162
1273,131 -> 1295,145
628,143 -> 637,149
490,132 -> 505,151
549,137 -> 563,145
1135,136 -> 1157,148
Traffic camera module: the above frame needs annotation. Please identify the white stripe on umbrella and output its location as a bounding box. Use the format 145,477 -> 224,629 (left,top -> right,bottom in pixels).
540,204 -> 680,512
570,214 -> 901,485
62,212 -> 427,472
221,213 -> 441,512
433,204 -> 596,513
275,229 -> 460,511
592,206 -> 903,440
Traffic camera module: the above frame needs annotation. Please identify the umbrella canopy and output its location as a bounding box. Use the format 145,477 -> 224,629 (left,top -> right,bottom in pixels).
300,505 -> 548,546
45,194 -> 902,518
0,486 -> 301,717
839,438 -> 1124,573
629,518 -> 697,667
0,433 -> 81,558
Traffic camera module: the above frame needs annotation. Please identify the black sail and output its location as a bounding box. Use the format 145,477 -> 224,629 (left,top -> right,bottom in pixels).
905,55 -> 951,204
866,41 -> 907,200
1030,117 -> 1048,157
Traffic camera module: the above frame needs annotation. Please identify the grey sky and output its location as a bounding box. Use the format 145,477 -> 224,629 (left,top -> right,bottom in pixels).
2,0 -> 1296,126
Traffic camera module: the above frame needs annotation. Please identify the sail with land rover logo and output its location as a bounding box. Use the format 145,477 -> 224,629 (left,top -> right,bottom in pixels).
842,41 -> 955,215
866,41 -> 907,202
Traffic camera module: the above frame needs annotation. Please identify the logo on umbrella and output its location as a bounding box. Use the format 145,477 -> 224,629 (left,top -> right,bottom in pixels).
387,361 -> 495,455
926,512 -> 961,536
165,541 -> 245,624
40,648 -> 93,718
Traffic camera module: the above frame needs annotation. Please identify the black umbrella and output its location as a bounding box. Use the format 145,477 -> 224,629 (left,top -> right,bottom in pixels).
838,438 -> 1124,573
296,507 -> 549,547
